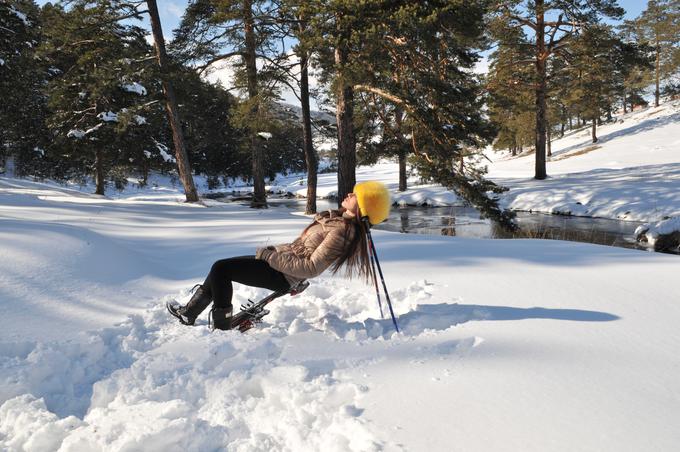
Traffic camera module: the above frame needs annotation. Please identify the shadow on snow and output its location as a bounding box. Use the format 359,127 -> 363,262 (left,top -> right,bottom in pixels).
320,302 -> 619,339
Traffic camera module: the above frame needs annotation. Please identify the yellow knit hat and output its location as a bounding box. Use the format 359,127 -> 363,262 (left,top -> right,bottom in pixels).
354,181 -> 391,225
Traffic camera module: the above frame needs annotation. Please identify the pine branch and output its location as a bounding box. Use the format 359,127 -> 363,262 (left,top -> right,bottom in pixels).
196,51 -> 245,72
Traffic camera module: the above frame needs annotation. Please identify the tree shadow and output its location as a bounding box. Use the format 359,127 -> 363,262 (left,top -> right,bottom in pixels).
550,109 -> 680,157
319,302 -> 620,339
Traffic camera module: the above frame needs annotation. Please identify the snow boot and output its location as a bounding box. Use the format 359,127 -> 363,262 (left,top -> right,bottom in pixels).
210,307 -> 233,331
167,285 -> 212,326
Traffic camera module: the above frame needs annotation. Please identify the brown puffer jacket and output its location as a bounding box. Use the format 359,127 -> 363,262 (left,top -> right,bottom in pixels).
256,209 -> 356,285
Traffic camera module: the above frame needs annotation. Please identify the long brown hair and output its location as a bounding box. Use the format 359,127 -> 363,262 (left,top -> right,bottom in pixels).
330,215 -> 373,283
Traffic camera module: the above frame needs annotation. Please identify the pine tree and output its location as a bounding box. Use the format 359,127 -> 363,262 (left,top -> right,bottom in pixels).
146,0 -> 199,202
39,1 -> 160,195
487,25 -> 535,157
172,68 -> 239,187
636,0 -> 680,107
0,0 -> 48,174
298,1 -> 516,228
174,0 -> 288,208
301,0 -> 372,204
257,0 -> 322,213
356,1 -> 515,229
492,0 -> 624,179
568,25 -> 620,143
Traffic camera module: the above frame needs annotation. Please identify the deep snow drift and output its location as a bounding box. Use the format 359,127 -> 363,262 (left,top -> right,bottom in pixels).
1,175 -> 679,451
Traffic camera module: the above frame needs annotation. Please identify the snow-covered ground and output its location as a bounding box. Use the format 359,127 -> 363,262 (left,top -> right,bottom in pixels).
1,173 -> 680,451
487,100 -> 680,222
1,98 -> 680,451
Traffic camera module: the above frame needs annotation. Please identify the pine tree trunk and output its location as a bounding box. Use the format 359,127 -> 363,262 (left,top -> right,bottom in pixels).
623,87 -> 628,113
547,125 -> 552,157
335,44 -> 356,206
146,0 -> 198,203
397,151 -> 407,191
299,48 -> 317,214
95,149 -> 105,195
655,38 -> 660,107
243,0 -> 266,208
534,2 -> 547,180
395,107 -> 407,191
591,118 -> 598,143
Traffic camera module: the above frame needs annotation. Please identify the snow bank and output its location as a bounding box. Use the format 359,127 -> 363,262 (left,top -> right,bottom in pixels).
635,216 -> 680,251
392,186 -> 460,207
487,101 -> 680,222
0,284 -> 395,451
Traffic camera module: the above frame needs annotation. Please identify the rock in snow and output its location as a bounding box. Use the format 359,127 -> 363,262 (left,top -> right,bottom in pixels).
635,216 -> 680,252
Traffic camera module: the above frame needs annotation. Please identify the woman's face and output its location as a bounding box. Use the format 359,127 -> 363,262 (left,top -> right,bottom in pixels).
341,192 -> 359,216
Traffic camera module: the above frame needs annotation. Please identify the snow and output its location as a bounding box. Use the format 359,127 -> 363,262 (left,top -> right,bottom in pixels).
152,140 -> 176,163
68,123 -> 107,139
257,132 -> 272,140
486,101 -> 680,221
635,216 -> 680,246
2,97 -> 680,451
0,58 -> 4,66
133,115 -> 147,125
159,149 -> 174,162
121,82 -> 147,96
392,185 -> 460,207
9,6 -> 30,26
1,171 -> 680,451
66,129 -> 85,139
97,111 -> 118,122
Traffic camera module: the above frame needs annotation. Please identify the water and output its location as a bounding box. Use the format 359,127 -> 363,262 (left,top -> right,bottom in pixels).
217,195 -> 657,253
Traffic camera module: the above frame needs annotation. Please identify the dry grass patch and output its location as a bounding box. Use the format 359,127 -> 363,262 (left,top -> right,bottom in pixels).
551,145 -> 601,161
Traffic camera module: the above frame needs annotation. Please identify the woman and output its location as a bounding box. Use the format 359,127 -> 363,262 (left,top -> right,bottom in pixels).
167,181 -> 391,330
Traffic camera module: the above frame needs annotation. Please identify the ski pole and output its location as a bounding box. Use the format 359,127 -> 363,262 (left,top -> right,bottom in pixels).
363,218 -> 384,319
365,224 -> 400,333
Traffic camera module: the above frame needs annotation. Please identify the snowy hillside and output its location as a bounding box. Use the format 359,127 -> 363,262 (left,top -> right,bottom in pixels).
1,175 -> 680,451
486,100 -> 680,221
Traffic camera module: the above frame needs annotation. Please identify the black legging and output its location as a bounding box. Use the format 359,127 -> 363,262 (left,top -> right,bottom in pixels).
202,256 -> 291,309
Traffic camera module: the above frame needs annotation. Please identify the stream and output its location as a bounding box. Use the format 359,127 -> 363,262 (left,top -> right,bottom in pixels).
213,195 -> 657,253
